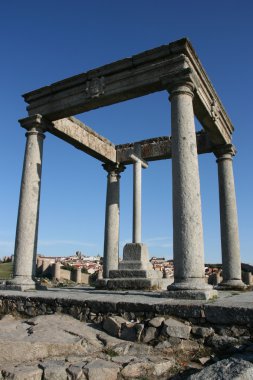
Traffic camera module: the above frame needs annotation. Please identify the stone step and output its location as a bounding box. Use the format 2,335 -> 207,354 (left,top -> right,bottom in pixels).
109,270 -> 162,279
106,278 -> 162,290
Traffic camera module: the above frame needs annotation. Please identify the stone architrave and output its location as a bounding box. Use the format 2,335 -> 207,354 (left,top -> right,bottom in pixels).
214,144 -> 246,289
166,83 -> 216,300
7,115 -> 46,290
102,163 -> 125,279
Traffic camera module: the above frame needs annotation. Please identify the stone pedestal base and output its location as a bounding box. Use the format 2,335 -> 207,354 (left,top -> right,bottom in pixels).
165,278 -> 217,300
4,277 -> 36,291
103,243 -> 163,290
217,279 -> 247,290
161,289 -> 218,300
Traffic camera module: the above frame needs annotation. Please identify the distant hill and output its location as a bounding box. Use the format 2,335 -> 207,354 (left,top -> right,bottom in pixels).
0,262 -> 13,279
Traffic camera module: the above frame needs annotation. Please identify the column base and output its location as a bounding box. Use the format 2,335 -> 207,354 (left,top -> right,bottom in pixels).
161,289 -> 218,300
4,276 -> 36,291
164,278 -> 217,300
167,278 -> 212,291
216,279 -> 247,290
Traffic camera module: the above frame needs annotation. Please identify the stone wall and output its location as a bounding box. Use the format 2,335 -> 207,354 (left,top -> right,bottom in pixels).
0,293 -> 253,328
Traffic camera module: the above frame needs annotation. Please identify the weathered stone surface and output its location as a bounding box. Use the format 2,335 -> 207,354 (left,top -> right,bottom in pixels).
121,362 -> 155,379
24,39 -> 233,148
215,145 -> 245,290
207,334 -> 238,351
191,326 -> 214,338
163,289 -> 217,300
111,355 -> 135,365
188,358 -> 253,379
0,314 -> 105,365
67,364 -> 87,380
162,318 -> 191,339
107,278 -> 162,290
103,316 -> 126,337
1,365 -> 43,380
43,365 -> 68,380
51,117 -> 116,163
8,116 -> 46,290
116,132 -> 213,164
83,359 -> 120,380
143,327 -> 157,343
120,324 -> 138,342
119,243 -> 153,270
149,316 -> 165,328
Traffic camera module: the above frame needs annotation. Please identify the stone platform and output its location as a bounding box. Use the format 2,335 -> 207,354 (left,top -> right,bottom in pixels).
0,287 -> 252,326
102,243 -> 164,290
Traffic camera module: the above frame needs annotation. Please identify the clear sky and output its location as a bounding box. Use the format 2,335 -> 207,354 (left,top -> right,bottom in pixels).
0,0 -> 252,264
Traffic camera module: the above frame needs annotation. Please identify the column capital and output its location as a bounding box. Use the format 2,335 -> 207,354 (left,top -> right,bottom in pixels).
102,162 -> 126,177
213,144 -> 237,160
161,68 -> 198,101
169,83 -> 195,101
18,114 -> 49,133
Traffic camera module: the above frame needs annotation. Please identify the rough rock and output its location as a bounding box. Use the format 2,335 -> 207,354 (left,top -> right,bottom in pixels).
83,359 -> 120,380
149,317 -> 165,328
43,365 -> 68,380
207,334 -> 238,351
143,327 -> 157,343
67,364 -> 87,380
102,316 -> 126,337
152,360 -> 175,377
162,318 -> 191,339
1,365 -> 43,380
0,314 -> 120,365
188,358 -> 253,379
191,326 -> 214,338
111,355 -> 135,365
121,362 -> 155,379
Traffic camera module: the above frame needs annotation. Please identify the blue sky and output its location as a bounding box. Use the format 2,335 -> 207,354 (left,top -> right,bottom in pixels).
0,0 -> 252,264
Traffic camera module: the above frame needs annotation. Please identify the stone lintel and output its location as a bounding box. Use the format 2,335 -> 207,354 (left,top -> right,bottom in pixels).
116,131 -> 213,164
23,38 -> 233,145
49,116 -> 117,163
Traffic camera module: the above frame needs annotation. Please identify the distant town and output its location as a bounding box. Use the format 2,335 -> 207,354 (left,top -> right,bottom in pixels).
1,252 -> 252,286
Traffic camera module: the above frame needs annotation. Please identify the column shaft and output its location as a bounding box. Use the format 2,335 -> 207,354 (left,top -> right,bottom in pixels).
169,85 -> 207,290
103,165 -> 123,278
133,160 -> 142,243
11,116 -> 45,288
216,150 -> 245,288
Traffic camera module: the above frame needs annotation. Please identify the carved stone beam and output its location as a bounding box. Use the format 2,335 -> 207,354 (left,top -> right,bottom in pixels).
48,116 -> 117,163
117,131 -> 213,164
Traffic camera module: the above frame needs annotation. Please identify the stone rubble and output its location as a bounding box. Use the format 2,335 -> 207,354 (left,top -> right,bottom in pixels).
0,313 -> 252,379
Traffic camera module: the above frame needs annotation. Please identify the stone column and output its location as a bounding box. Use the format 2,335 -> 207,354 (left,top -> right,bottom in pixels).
131,153 -> 148,243
102,163 -> 125,278
7,115 -> 46,290
167,83 -> 214,298
214,145 -> 246,289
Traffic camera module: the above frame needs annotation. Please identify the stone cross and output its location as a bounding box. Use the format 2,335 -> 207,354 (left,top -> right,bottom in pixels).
130,150 -> 148,244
